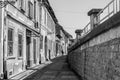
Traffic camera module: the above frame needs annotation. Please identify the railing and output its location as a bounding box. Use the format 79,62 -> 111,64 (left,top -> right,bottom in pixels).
81,22 -> 91,36
82,0 -> 120,37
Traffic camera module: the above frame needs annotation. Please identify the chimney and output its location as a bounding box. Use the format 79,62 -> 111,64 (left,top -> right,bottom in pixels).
75,29 -> 82,41
88,9 -> 102,29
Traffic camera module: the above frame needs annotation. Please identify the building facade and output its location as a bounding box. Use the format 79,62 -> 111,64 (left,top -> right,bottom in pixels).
0,0 -> 71,79
40,0 -> 57,63
55,23 -> 72,56
0,0 -> 41,79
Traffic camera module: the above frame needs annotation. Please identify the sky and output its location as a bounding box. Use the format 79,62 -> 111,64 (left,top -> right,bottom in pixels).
49,0 -> 110,38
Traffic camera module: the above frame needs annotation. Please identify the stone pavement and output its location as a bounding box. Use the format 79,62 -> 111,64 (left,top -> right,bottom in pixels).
24,56 -> 83,80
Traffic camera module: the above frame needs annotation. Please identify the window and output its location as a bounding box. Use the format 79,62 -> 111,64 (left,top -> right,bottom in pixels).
20,0 -> 25,12
34,1 -> 36,20
44,10 -> 46,25
8,28 -> 14,56
28,1 -> 33,19
18,34 -> 23,57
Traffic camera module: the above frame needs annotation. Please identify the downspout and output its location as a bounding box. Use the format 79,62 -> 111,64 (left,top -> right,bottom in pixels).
2,0 -> 7,79
39,0 -> 42,63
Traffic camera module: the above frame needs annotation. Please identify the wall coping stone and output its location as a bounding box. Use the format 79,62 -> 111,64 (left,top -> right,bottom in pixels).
88,9 -> 102,16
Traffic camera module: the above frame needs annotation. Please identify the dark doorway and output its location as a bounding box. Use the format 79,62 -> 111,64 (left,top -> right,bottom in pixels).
44,36 -> 47,61
26,36 -> 31,67
33,39 -> 37,64
49,49 -> 51,60
26,30 -> 31,68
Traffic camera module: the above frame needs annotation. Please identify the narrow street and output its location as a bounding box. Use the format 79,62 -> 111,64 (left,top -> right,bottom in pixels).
1,0 -> 119,80
23,56 -> 82,80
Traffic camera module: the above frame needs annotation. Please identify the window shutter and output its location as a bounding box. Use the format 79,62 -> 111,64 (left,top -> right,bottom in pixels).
28,1 -> 33,19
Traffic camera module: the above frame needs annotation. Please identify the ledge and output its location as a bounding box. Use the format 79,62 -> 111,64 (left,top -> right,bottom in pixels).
69,11 -> 120,52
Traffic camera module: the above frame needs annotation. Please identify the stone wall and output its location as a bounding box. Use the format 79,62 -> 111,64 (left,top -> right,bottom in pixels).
68,47 -> 85,78
68,11 -> 120,80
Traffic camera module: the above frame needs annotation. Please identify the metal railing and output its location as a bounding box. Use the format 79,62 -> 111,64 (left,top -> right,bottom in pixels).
82,0 -> 120,37
81,22 -> 91,36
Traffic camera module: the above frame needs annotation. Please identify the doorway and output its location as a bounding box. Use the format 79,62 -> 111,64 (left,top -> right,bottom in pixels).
26,30 -> 31,68
44,36 -> 47,61
26,36 -> 31,67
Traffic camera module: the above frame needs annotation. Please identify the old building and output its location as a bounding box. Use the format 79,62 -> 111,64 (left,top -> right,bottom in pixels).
0,0 -> 72,79
62,29 -> 72,55
64,30 -> 73,55
0,0 -> 41,79
55,23 -> 72,56
40,0 -> 58,62
55,23 -> 62,56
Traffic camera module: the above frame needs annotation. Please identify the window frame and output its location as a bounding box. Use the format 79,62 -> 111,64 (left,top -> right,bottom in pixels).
7,28 -> 14,57
34,0 -> 36,20
28,1 -> 33,19
18,32 -> 23,59
20,0 -> 25,12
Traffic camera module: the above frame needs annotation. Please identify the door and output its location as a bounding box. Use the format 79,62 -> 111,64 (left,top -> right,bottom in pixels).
33,39 -> 36,64
44,36 -> 47,60
26,36 -> 31,67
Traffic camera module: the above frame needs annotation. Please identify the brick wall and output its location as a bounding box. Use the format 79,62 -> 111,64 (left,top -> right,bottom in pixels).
68,11 -> 120,80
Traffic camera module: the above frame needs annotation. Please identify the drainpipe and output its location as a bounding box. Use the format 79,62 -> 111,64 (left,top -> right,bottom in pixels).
38,0 -> 42,63
1,0 -> 4,79
1,0 -> 7,79
88,9 -> 102,30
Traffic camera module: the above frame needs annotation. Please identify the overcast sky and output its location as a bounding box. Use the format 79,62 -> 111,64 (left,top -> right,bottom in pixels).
49,0 -> 111,38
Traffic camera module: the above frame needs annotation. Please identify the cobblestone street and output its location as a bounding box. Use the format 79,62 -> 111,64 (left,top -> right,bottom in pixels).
24,56 -> 82,80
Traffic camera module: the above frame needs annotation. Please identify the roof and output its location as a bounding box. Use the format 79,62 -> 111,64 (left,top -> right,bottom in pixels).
55,23 -> 72,38
42,0 -> 58,23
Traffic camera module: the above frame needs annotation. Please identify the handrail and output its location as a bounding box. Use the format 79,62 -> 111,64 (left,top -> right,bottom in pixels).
97,0 -> 115,24
97,0 -> 114,17
81,0 -> 120,37
82,22 -> 91,36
